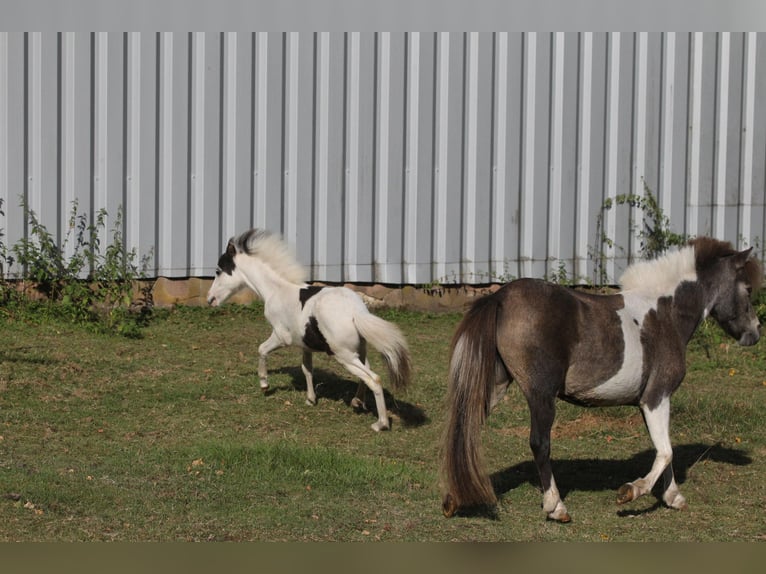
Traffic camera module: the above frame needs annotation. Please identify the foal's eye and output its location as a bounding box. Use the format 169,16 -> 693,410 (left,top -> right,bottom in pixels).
215,268 -> 222,277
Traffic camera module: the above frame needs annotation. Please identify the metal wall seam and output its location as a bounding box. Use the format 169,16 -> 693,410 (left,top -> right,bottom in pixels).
660,32 -> 676,220
254,32 -> 268,230
463,32 -> 479,282
549,32 -> 565,269
404,32 -> 421,284
27,32 -> 42,218
688,32 -> 704,238
222,32 -> 238,247
492,32 -> 508,281
741,32 -> 757,247
190,32 -> 206,275
126,32 -> 142,261
375,32 -> 391,283
576,32 -> 593,282
158,32 -> 174,274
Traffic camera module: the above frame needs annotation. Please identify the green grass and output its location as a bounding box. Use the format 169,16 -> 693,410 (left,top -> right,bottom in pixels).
1,302 -> 765,541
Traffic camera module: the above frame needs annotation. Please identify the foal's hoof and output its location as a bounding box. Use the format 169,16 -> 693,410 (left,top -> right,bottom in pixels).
442,494 -> 458,518
616,483 -> 638,505
259,383 -> 270,393
547,511 -> 572,523
305,398 -> 317,407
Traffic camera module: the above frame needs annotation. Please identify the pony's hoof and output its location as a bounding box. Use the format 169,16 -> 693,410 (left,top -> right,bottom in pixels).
305,398 -> 316,407
370,421 -> 390,432
665,493 -> 688,510
442,494 -> 458,518
259,383 -> 270,393
547,511 -> 572,523
616,483 -> 638,505
351,397 -> 366,410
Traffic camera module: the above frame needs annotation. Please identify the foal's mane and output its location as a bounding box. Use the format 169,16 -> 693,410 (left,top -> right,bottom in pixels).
231,228 -> 307,285
619,237 -> 763,295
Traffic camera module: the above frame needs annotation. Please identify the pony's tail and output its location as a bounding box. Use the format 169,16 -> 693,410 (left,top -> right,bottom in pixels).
353,311 -> 412,392
441,294 -> 501,517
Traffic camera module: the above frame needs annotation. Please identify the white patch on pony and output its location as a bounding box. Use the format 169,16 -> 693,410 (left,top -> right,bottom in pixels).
580,292 -> 651,404
619,245 -> 697,299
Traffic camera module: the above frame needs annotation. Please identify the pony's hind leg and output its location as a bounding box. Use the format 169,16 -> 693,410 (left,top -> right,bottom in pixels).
525,389 -> 571,523
302,350 -> 317,406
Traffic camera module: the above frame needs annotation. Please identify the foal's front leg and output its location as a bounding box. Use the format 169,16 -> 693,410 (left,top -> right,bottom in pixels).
257,331 -> 285,392
617,397 -> 687,510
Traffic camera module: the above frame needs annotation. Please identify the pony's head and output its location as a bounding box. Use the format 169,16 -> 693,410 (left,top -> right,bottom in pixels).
694,237 -> 762,346
206,239 -> 245,307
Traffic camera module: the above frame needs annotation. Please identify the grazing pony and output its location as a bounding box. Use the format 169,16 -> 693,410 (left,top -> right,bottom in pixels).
441,237 -> 761,522
206,229 -> 412,432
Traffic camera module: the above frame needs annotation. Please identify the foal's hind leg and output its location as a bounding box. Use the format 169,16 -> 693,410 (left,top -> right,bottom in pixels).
335,350 -> 390,432
302,350 -> 317,406
350,340 -> 368,411
617,398 -> 687,509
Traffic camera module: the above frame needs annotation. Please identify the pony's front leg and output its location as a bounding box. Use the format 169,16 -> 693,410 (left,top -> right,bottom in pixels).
618,398 -> 686,509
257,331 -> 284,392
302,350 -> 317,406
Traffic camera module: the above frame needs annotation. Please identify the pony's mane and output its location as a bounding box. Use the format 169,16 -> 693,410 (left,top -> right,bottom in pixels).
619,245 -> 697,297
231,228 -> 307,285
619,237 -> 763,296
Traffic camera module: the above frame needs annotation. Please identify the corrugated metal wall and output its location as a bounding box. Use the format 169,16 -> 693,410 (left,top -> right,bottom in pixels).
1,32 -> 765,285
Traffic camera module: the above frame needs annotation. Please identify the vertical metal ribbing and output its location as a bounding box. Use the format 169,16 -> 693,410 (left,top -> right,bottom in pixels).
632,32 -> 648,261
740,32 -> 757,248
59,32 -> 77,262
713,32 -> 730,240
520,32 -> 536,278
189,32 -> 206,274
222,32 -> 238,244
404,32 -> 420,283
345,32 -> 361,282
254,32 -> 268,229
93,32 -> 109,250
688,32 -> 704,238
315,32 -> 330,278
548,32 -> 565,269
27,32 -> 42,217
0,33 -> 7,245
284,32 -> 300,246
462,32 -> 479,282
434,32 -> 450,281
604,32 -> 621,281
492,32 -> 508,280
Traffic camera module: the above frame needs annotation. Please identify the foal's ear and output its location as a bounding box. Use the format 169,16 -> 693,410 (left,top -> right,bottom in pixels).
226,241 -> 236,257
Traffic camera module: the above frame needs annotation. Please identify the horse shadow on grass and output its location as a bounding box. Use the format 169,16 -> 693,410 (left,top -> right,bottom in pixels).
468,443 -> 752,519
263,365 -> 429,428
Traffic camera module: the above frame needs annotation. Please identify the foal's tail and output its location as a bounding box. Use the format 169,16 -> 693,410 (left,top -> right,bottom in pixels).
353,311 -> 412,392
441,293 -> 502,517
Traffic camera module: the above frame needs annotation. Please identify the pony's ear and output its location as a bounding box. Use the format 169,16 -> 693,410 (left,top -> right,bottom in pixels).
226,241 -> 236,257
732,246 -> 754,268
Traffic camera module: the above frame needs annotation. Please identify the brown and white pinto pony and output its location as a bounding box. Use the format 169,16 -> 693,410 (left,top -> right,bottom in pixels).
441,237 -> 762,522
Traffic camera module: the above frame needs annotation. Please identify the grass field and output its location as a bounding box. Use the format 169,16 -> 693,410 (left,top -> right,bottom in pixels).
1,300 -> 765,541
